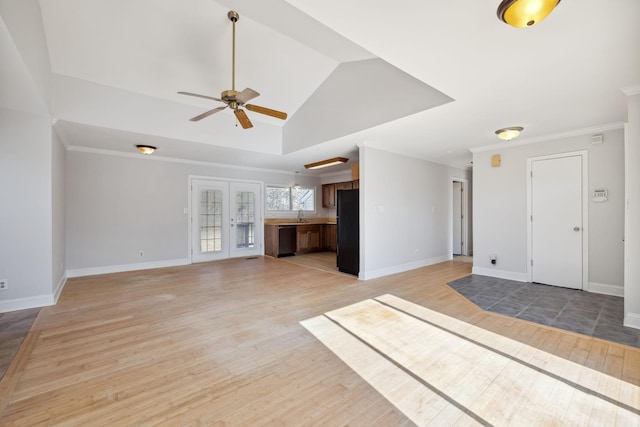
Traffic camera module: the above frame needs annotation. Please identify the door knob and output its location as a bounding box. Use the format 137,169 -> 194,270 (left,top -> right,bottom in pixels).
573,226 -> 581,231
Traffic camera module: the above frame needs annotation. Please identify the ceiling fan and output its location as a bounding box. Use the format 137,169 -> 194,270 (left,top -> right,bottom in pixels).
178,11 -> 287,129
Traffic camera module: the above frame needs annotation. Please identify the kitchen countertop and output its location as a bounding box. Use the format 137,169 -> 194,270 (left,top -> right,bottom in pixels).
274,222 -> 337,226
265,218 -> 336,226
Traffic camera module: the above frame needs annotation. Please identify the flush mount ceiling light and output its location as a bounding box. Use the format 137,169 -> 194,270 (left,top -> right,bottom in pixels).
136,145 -> 156,155
495,127 -> 523,141
497,0 -> 561,28
304,157 -> 348,170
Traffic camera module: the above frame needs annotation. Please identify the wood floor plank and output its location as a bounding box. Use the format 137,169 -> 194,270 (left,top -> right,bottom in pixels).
0,257 -> 638,426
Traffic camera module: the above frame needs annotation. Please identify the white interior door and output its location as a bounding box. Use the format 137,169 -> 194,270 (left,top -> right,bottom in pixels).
531,155 -> 584,289
453,181 -> 463,255
191,179 -> 261,263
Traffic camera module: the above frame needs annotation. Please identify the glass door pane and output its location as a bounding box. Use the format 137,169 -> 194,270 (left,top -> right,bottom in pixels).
230,182 -> 261,258
200,189 -> 223,253
234,191 -> 255,249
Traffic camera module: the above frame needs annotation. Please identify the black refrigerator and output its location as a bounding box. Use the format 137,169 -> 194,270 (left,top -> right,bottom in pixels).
337,189 -> 359,275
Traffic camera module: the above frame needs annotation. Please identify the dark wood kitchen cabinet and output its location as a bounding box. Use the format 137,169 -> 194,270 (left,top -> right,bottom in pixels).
264,224 -> 279,257
322,180 -> 357,208
323,224 -> 337,252
322,183 -> 336,208
334,181 -> 353,193
264,224 -> 297,257
296,224 -> 322,254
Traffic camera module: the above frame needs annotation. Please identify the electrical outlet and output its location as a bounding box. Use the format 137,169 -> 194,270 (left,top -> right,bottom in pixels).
0,279 -> 8,290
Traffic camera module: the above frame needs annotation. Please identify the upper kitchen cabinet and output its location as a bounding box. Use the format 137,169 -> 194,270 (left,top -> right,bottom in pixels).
322,180 -> 358,208
335,181 -> 353,193
322,183 -> 336,208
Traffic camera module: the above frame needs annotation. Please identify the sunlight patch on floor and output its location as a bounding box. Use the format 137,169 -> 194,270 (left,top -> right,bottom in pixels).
301,295 -> 640,426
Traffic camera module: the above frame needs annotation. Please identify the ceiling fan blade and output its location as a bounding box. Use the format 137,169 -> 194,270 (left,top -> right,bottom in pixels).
234,109 -> 253,129
236,88 -> 260,104
245,104 -> 288,120
178,91 -> 223,102
190,106 -> 227,121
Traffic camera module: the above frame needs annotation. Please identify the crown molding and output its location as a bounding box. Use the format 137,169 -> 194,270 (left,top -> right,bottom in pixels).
66,145 -> 304,177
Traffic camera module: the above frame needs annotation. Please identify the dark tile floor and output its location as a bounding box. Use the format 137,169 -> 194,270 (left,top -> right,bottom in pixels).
0,307 -> 40,380
448,275 -> 639,348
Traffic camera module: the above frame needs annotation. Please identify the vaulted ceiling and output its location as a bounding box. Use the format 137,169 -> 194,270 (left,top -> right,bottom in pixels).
2,0 -> 639,174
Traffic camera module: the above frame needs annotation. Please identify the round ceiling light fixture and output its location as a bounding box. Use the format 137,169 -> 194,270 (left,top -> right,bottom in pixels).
495,127 -> 523,141
136,145 -> 156,155
497,0 -> 561,28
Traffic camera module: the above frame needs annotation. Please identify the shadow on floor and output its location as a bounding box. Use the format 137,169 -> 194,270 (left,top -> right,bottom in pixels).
448,275 -> 639,348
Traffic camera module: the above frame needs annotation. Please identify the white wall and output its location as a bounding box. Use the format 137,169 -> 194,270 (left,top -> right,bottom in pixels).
472,128 -> 625,294
65,150 -> 323,274
624,91 -> 640,328
0,0 -> 52,110
0,107 -> 55,311
360,146 -> 471,279
51,128 -> 66,299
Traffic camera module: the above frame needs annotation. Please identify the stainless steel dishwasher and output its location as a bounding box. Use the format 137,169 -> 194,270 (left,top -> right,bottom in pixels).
278,225 -> 296,257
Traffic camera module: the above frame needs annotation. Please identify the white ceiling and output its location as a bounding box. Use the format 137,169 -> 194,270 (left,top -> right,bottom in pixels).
2,0 -> 639,174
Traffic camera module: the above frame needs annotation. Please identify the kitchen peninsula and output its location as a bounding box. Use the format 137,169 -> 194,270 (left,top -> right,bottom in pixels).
264,218 -> 337,258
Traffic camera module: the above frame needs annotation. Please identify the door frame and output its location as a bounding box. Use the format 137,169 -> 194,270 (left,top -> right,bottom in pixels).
187,175 -> 264,264
526,151 -> 588,289
450,177 -> 470,257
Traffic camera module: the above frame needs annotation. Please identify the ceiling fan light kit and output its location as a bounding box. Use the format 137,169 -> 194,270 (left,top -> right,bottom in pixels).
495,126 -> 523,141
497,0 -> 561,28
304,157 -> 349,170
178,11 -> 287,129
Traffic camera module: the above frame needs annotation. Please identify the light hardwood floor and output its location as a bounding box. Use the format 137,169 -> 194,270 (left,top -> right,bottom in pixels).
0,257 -> 638,425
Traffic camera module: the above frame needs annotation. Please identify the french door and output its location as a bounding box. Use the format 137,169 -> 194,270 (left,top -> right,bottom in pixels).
191,178 -> 262,263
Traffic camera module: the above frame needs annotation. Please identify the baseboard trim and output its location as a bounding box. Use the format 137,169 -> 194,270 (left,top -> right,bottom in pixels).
624,313 -> 640,330
53,274 -> 67,303
471,267 -> 528,282
66,258 -> 190,278
360,256 -> 449,280
0,294 -> 55,313
587,282 -> 623,297
0,275 -> 67,313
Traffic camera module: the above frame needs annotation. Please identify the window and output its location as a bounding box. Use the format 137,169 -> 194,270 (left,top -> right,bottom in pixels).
266,185 -> 315,212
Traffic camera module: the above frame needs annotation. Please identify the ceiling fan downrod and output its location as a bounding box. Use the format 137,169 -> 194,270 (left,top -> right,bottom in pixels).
228,11 -> 239,93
